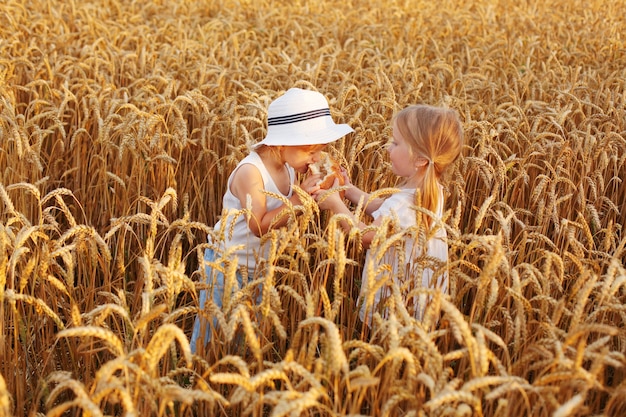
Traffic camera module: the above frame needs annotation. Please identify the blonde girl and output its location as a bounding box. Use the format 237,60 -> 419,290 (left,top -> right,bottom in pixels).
315,104 -> 463,324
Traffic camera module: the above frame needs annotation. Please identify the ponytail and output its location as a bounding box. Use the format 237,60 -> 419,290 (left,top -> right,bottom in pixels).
419,159 -> 440,228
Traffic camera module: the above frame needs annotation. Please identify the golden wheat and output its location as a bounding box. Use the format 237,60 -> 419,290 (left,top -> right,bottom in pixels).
2,0 -> 626,415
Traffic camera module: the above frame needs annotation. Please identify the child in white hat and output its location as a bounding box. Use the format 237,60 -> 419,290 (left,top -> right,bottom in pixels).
314,104 -> 463,326
191,87 -> 353,353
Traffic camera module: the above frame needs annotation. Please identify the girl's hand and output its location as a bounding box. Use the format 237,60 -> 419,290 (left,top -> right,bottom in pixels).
338,166 -> 365,204
339,167 -> 352,186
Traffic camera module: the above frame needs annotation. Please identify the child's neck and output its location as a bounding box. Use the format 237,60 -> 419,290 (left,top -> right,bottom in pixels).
257,148 -> 285,169
257,148 -> 291,195
402,173 -> 424,189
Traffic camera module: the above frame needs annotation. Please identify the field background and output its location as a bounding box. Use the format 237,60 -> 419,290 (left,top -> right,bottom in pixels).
1,0 -> 625,416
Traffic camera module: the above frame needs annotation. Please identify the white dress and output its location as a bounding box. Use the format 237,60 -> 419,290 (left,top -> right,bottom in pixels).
358,185 -> 448,323
211,150 -> 295,275
190,151 -> 295,351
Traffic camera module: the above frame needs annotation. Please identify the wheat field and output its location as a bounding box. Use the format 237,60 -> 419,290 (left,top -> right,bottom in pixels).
1,0 -> 625,416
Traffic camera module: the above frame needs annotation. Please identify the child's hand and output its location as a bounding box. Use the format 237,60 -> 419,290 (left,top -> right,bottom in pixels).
312,178 -> 345,211
339,167 -> 352,186
300,174 -> 322,195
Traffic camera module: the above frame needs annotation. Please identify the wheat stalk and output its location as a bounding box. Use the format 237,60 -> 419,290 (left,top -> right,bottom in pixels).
57,326 -> 124,356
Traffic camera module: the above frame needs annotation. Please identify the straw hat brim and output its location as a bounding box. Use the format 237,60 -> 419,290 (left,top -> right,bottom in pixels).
252,87 -> 354,148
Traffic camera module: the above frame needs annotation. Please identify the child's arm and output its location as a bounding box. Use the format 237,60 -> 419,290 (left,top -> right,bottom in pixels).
344,184 -> 385,216
230,164 -> 317,237
316,185 -> 379,249
340,168 -> 385,216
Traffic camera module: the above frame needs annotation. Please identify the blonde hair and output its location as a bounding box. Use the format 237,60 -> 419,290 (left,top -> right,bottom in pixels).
393,105 -> 464,227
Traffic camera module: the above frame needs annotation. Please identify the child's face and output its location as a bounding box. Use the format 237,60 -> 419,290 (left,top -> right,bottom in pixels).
388,127 -> 417,179
282,146 -> 325,173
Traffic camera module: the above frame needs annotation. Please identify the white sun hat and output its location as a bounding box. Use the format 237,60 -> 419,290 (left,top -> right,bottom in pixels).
253,87 -> 354,148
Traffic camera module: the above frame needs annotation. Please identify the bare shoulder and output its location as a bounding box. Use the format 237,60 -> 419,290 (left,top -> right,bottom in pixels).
232,162 -> 262,179
230,163 -> 264,198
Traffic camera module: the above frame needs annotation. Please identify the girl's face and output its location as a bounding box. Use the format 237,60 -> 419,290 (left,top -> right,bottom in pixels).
388,126 -> 418,179
282,146 -> 324,173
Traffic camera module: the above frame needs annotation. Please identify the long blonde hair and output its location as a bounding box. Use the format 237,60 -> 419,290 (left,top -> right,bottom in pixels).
393,105 -> 464,227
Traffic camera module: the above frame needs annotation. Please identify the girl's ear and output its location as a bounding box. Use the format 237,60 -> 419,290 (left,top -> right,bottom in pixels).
415,158 -> 429,168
